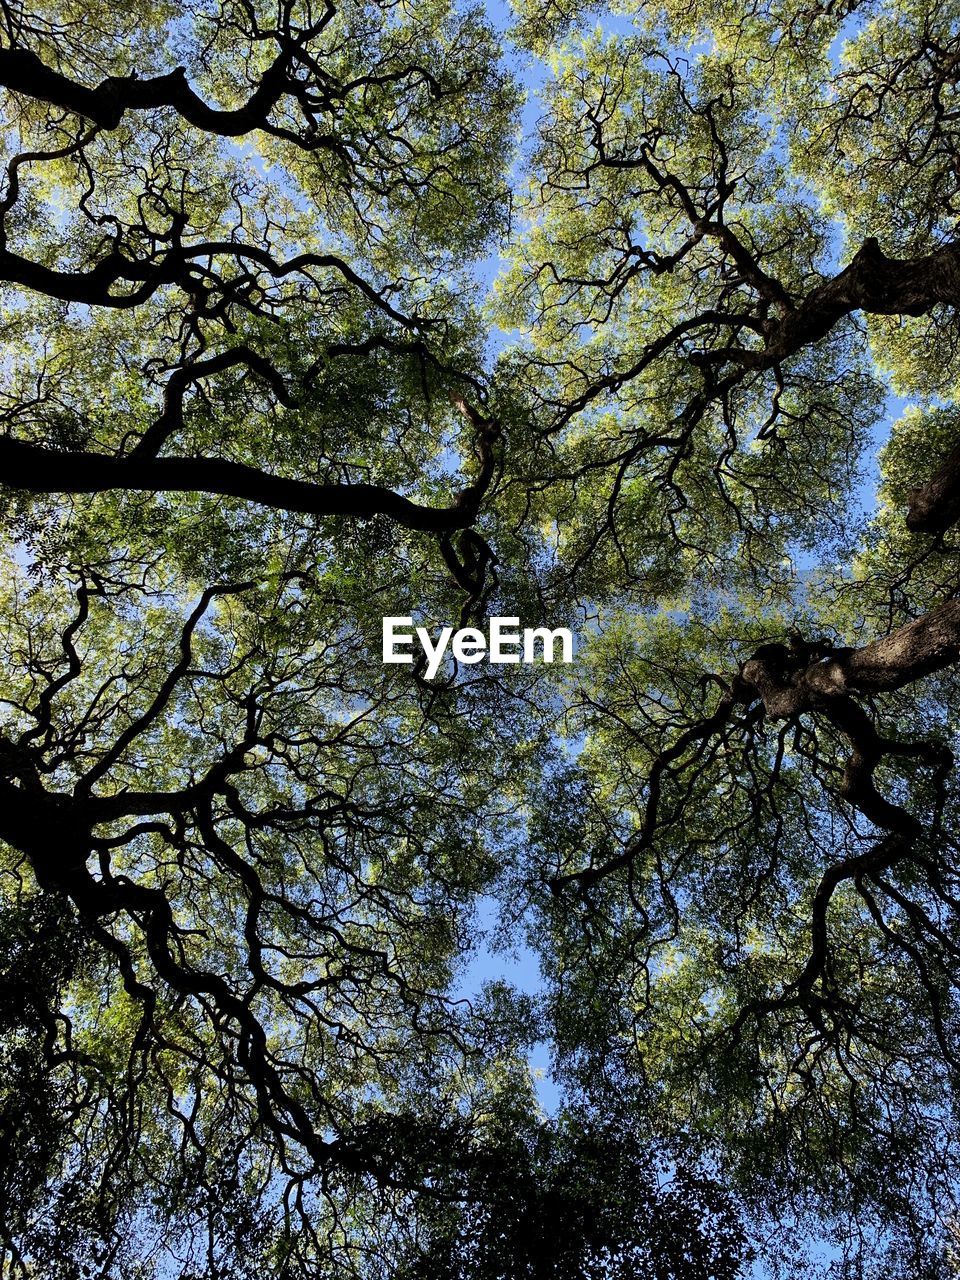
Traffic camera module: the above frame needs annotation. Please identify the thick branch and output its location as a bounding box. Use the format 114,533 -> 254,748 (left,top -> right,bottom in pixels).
741,598 -> 960,716
0,46 -> 290,135
747,236 -> 960,367
0,435 -> 484,532
907,441 -> 960,533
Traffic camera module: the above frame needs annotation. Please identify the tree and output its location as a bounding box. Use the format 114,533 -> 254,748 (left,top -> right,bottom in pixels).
496,2 -> 960,1272
1,0 -> 960,1276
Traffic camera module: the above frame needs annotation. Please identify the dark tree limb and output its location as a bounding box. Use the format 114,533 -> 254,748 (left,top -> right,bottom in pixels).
907,441 -> 960,532
0,45 -> 293,136
0,434 -> 491,532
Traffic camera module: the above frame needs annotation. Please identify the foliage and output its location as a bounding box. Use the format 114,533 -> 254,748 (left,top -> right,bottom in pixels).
1,0 -> 960,1276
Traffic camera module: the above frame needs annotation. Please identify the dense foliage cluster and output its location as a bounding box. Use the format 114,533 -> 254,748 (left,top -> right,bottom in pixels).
1,0 -> 960,1275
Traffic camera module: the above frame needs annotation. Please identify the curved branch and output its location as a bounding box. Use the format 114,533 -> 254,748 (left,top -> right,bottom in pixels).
0,434 -> 490,532
0,45 -> 292,135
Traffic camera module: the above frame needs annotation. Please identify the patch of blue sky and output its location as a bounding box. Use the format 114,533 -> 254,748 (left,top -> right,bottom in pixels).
452,890 -> 560,1112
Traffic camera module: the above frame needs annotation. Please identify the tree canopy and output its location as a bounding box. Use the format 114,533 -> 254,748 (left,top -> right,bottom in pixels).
2,0 -> 960,1276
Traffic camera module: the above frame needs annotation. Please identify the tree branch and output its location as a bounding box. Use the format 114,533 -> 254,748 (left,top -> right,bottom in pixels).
0,434 -> 488,532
